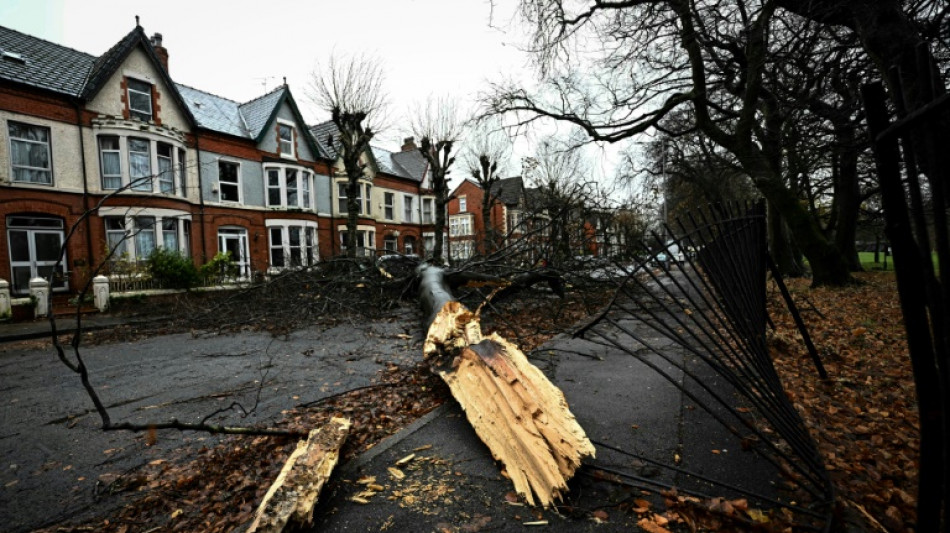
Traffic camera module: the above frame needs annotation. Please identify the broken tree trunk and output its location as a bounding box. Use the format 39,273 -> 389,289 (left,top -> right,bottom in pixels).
247,417 -> 351,533
418,264 -> 594,508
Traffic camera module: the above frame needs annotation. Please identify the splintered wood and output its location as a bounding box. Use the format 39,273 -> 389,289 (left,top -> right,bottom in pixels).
247,417 -> 350,533
424,300 -> 595,508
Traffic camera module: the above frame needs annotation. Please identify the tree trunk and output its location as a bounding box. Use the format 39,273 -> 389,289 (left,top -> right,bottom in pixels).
768,204 -> 806,278
417,264 -> 593,507
345,177 -> 360,258
248,417 -> 350,532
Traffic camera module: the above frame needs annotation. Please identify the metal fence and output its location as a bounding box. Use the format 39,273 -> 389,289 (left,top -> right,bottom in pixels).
572,201 -> 834,530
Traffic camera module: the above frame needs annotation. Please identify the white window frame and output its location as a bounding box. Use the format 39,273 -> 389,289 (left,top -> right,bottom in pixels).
336,180 -> 372,216
338,225 -> 376,258
127,78 -> 153,122
217,160 -> 242,203
277,120 -> 296,159
403,195 -> 415,223
266,219 -> 319,271
157,142 -> 175,194
383,234 -> 398,252
383,192 -> 395,221
8,121 -> 53,185
98,135 -> 121,189
95,133 -> 186,196
422,198 -> 434,224
265,164 -> 313,209
100,207 -> 192,262
459,195 -> 467,212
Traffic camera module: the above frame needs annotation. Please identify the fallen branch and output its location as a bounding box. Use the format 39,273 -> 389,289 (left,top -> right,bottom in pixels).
247,417 -> 351,532
418,264 -> 594,507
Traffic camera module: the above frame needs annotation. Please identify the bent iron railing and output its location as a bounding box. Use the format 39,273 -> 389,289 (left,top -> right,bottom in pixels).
572,202 -> 834,530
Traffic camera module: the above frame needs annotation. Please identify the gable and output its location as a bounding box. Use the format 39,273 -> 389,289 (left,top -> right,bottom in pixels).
85,45 -> 191,131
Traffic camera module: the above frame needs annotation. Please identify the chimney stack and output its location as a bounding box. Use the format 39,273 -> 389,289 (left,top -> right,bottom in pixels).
401,137 -> 417,152
150,33 -> 169,74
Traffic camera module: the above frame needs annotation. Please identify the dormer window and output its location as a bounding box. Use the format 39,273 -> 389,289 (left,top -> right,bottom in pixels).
278,123 -> 295,159
127,78 -> 153,122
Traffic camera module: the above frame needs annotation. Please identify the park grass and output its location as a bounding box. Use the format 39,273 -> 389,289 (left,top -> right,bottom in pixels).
858,251 -> 938,272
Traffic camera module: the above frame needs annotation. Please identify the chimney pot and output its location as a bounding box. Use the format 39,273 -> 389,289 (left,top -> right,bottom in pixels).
150,33 -> 169,74
401,137 -> 417,152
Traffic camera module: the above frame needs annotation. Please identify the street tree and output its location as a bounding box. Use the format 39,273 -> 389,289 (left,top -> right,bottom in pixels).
464,117 -> 512,255
309,53 -> 388,258
411,96 -> 464,263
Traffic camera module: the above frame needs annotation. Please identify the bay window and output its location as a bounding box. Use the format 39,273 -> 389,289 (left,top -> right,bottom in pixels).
267,221 -> 318,269
265,165 -> 313,209
97,134 -> 186,196
102,209 -> 191,262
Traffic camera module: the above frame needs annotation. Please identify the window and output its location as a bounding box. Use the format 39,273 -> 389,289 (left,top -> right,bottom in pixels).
266,165 -> 312,208
95,135 -> 185,195
132,216 -> 156,260
451,241 -> 474,261
178,148 -> 186,195
157,143 -> 174,194
404,236 -> 416,255
337,182 -> 372,215
384,192 -> 395,220
459,196 -> 467,212
403,195 -> 414,223
449,215 -> 472,236
128,138 -> 151,191
340,229 -> 376,257
218,161 -> 241,203
8,121 -> 52,185
278,123 -> 295,158
99,136 -> 121,189
422,198 -> 434,224
6,215 -> 66,294
103,212 -> 191,262
507,210 -> 524,233
127,78 -> 153,122
268,223 -> 318,269
384,235 -> 398,252
302,171 -> 311,209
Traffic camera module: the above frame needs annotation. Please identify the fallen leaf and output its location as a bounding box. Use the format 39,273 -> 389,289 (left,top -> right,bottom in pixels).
387,467 -> 405,480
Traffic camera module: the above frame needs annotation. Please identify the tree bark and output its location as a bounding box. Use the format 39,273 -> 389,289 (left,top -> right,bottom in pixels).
248,417 -> 350,532
417,264 -> 593,507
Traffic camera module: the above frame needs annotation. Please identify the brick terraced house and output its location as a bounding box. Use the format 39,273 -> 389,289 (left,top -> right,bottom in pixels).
0,23 -> 436,306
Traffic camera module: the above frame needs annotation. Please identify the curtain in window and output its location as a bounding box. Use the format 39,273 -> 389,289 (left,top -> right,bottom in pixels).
134,217 -> 156,259
129,139 -> 151,191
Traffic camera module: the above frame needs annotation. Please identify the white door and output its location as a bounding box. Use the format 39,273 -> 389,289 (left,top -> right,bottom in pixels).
217,228 -> 249,278
7,216 -> 67,294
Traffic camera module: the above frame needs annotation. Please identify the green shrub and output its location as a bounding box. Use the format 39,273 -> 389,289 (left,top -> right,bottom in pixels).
147,248 -> 200,289
199,251 -> 239,283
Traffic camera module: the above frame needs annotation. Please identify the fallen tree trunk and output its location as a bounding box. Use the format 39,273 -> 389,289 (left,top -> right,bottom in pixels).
248,417 -> 351,533
418,264 -> 594,508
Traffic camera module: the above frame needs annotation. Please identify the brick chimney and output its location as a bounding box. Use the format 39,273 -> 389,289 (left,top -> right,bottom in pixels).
401,137 -> 417,152
150,33 -> 169,74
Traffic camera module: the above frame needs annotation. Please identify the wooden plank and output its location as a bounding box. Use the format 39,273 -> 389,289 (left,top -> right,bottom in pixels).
247,416 -> 351,533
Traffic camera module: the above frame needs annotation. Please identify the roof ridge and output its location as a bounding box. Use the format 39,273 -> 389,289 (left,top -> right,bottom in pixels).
0,24 -> 97,60
239,84 -> 286,107
175,81 -> 241,103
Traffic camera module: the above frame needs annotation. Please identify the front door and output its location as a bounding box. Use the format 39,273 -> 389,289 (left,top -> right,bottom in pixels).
7,215 -> 67,295
217,228 -> 249,278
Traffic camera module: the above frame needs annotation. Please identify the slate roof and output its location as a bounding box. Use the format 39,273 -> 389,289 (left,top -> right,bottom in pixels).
490,176 -> 525,205
309,120 -> 427,182
239,87 -> 285,139
0,25 -> 95,96
176,83 -> 248,137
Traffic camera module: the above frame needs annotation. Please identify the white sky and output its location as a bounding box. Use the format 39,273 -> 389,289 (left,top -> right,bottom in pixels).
0,0 -> 534,147
1,0 -> 629,194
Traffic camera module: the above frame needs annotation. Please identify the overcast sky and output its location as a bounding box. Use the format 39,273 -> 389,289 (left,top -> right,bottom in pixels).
1,0 -> 536,148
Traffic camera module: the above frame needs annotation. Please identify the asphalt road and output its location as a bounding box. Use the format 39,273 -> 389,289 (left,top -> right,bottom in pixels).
0,312 -> 422,533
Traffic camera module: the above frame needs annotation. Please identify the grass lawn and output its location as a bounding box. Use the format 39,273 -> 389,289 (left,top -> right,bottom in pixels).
858,250 -> 938,272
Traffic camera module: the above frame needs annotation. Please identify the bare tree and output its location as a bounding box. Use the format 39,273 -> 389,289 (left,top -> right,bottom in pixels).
309,53 -> 388,258
464,118 -> 512,255
411,96 -> 464,263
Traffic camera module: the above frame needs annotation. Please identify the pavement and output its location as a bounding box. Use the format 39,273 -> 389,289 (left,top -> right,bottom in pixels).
0,298 -> 798,532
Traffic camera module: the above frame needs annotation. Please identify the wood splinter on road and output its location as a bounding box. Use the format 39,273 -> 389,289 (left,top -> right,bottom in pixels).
247,416 -> 350,533
418,264 -> 595,508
